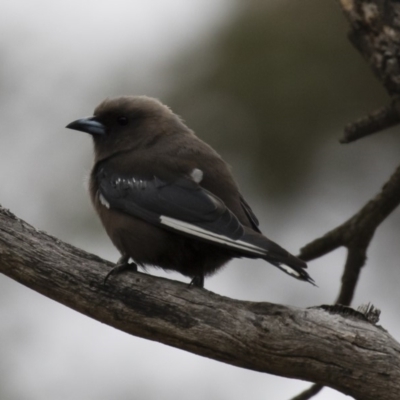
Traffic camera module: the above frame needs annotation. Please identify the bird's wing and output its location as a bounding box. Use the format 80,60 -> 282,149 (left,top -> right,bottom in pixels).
239,193 -> 261,233
96,167 -> 314,284
96,167 -> 268,257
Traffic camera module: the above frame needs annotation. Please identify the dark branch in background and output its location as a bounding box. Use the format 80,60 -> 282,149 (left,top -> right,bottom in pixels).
293,1 -> 400,398
289,384 -> 323,400
0,206 -> 400,400
299,164 -> 400,305
338,0 -> 400,143
341,100 -> 400,143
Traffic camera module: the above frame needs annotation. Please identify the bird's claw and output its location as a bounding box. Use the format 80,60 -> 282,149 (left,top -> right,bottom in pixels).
189,274 -> 204,288
104,257 -> 137,285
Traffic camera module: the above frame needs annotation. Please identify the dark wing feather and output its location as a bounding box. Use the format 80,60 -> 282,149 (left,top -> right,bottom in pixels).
96,168 -> 269,256
239,193 -> 261,233
96,168 -> 314,284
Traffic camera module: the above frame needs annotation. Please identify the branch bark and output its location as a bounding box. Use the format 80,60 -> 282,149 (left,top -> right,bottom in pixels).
0,206 -> 399,400
341,101 -> 400,143
338,0 -> 400,142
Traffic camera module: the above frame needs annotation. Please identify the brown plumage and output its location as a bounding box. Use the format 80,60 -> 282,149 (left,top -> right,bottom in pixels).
66,96 -> 314,287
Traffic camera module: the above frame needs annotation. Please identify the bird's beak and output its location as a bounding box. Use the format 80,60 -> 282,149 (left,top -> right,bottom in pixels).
66,117 -> 106,136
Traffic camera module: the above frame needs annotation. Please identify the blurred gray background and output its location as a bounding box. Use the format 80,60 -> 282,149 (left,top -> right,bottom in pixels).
1,1 -> 399,399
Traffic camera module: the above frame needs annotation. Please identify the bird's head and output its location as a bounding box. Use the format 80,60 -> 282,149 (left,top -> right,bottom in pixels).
66,96 -> 186,161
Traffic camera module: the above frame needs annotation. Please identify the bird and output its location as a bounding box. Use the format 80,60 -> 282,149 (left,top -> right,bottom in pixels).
66,96 -> 314,288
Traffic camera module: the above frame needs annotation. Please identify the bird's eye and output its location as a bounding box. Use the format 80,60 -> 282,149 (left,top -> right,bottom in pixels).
117,116 -> 129,126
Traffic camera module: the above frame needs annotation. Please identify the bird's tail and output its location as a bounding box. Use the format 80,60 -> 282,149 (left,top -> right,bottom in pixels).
241,230 -> 315,286
264,251 -> 316,286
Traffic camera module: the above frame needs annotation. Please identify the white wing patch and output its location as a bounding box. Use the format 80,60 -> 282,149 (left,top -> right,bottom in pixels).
160,216 -> 267,255
190,168 -> 203,183
99,193 -> 110,209
278,264 -> 301,277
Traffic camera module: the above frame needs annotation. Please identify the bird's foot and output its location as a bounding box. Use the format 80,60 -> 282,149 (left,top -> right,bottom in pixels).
104,255 -> 137,285
189,273 -> 204,288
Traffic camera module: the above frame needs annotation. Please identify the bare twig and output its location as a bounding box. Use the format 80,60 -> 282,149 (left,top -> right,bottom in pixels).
336,247 -> 366,305
300,163 -> 400,261
340,101 -> 400,143
299,164 -> 400,305
289,384 -> 323,400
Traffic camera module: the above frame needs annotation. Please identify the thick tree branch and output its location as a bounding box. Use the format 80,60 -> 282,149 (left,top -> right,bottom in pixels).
0,206 -> 400,399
